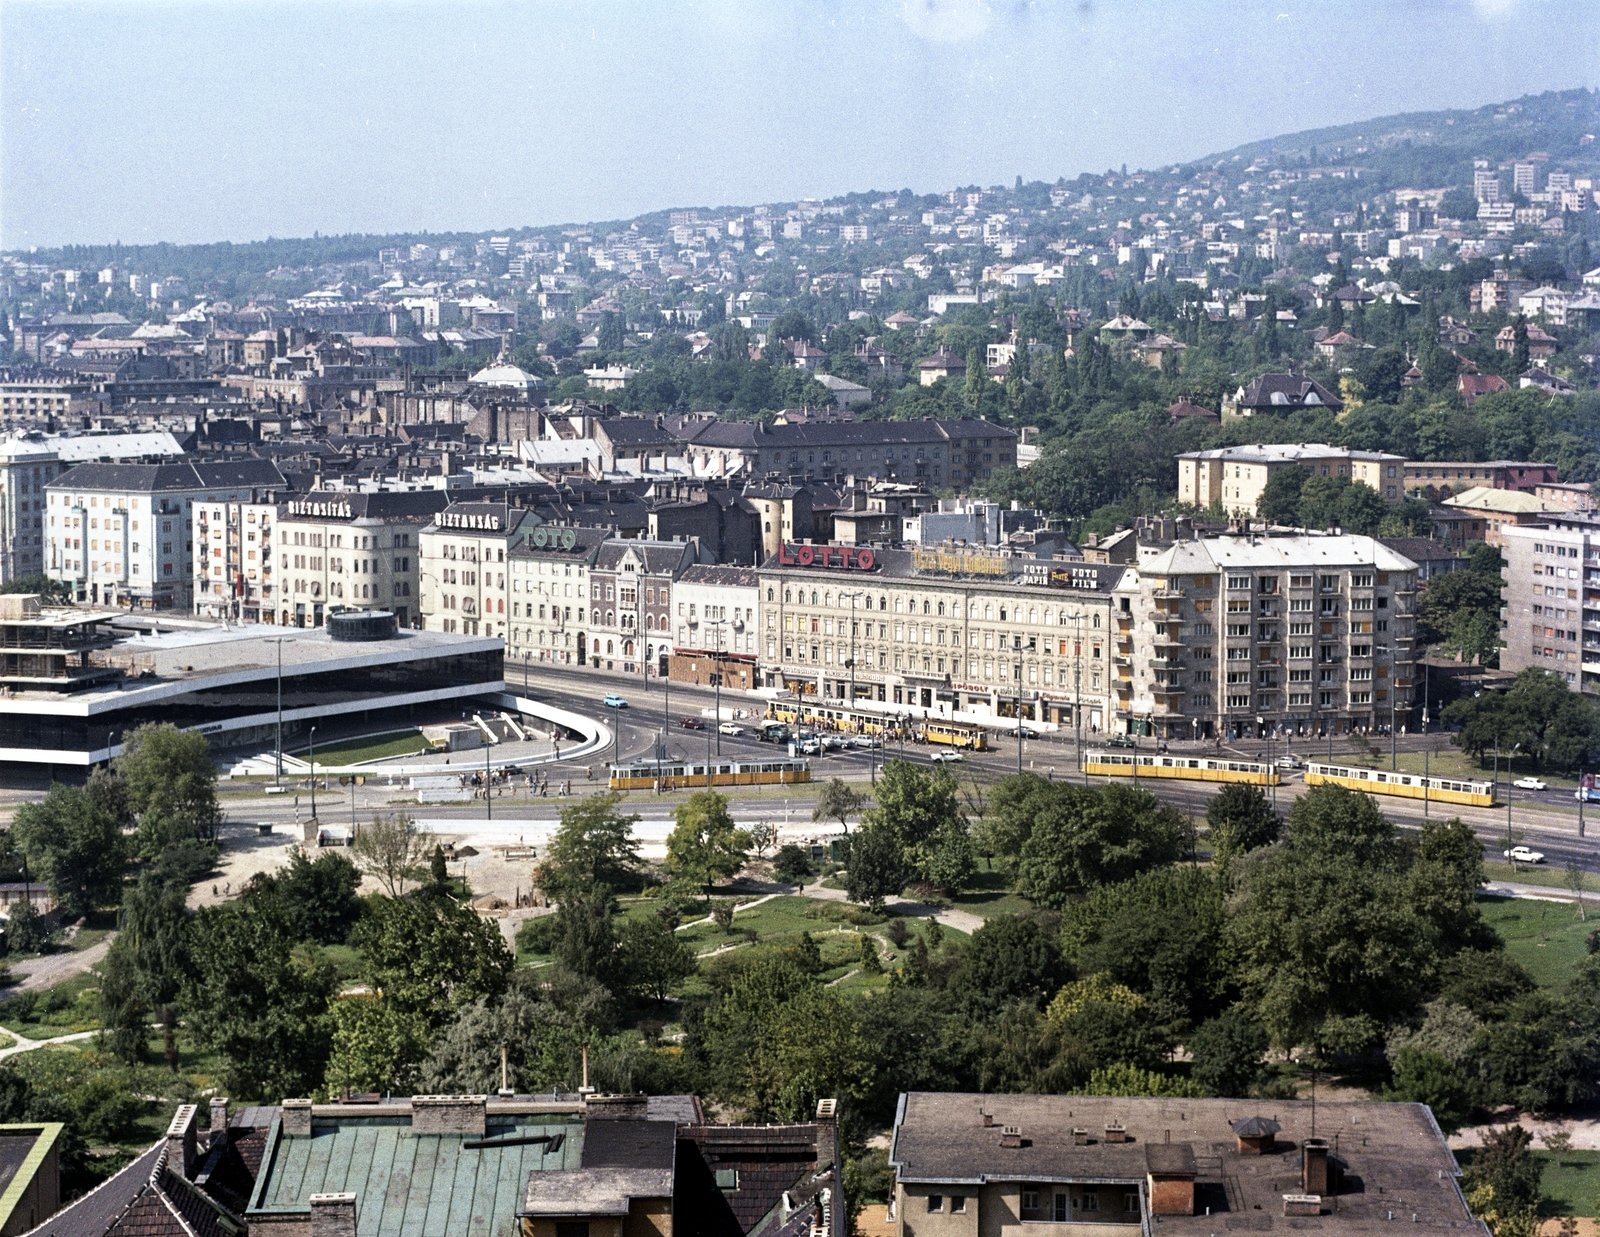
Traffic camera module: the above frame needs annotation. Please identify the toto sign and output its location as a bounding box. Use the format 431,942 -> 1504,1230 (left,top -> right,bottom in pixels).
778,544 -> 877,570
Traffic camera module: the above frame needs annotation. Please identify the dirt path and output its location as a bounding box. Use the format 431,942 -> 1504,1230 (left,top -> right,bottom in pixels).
0,1029 -> 98,1061
10,936 -> 115,992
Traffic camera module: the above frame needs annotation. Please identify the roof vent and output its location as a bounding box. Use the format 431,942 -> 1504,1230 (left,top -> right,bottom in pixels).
1104,1122 -> 1128,1143
328,610 -> 398,642
1073,1127 -> 1092,1145
1000,1125 -> 1024,1148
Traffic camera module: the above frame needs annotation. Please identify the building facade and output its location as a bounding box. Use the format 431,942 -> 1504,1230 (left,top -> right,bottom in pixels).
274,491 -> 449,629
1178,444 -> 1406,516
588,539 -> 699,677
506,524 -> 606,674
1498,519 -> 1596,693
1403,460 -> 1560,501
1115,532 -> 1419,740
46,460 -> 284,610
669,563 -> 761,691
757,544 -> 1122,730
418,502 -> 535,640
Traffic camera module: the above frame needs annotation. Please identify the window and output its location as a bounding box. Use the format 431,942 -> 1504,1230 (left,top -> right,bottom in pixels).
1127,1193 -> 1142,1214
927,1196 -> 943,1213
1227,575 -> 1251,590
951,1197 -> 967,1214
1022,1190 -> 1040,1213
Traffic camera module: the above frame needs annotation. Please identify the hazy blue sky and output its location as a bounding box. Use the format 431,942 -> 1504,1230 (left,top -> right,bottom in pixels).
3,0 -> 1597,249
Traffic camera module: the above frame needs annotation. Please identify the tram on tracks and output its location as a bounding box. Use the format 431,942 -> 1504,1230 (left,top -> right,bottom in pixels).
1084,750 -> 1281,786
1304,762 -> 1493,807
608,757 -> 811,791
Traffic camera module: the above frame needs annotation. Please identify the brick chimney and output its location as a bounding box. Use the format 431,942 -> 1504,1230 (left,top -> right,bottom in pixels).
309,1193 -> 358,1237
411,1095 -> 487,1137
582,1093 -> 650,1122
281,1099 -> 314,1137
1302,1139 -> 1330,1195
209,1097 -> 230,1148
166,1105 -> 199,1180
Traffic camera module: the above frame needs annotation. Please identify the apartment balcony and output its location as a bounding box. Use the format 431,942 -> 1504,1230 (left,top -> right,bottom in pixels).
1148,655 -> 1185,671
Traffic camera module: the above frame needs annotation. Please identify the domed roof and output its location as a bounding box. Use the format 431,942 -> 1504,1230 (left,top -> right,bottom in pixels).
467,362 -> 543,393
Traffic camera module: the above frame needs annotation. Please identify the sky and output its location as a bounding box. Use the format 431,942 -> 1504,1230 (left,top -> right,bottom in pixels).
2,0 -> 1598,250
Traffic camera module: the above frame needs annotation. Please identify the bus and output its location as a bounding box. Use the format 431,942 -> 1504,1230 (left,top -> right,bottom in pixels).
1304,762 -> 1493,807
924,721 -> 991,751
608,757 -> 811,791
1085,750 -> 1280,786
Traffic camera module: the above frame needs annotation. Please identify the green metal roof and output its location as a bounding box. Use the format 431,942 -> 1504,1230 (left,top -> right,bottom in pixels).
247,1117 -> 584,1237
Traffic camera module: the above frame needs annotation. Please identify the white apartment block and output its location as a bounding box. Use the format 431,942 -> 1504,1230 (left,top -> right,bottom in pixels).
1498,520 -> 1598,693
0,432 -> 186,584
506,524 -> 607,673
1115,532 -> 1419,741
418,502 -> 535,639
46,460 -> 283,610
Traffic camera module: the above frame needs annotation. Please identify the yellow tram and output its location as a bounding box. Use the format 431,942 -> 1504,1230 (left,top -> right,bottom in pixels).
609,757 -> 811,791
1304,762 -> 1493,807
765,701 -> 892,736
1084,750 -> 1281,786
924,721 -> 991,751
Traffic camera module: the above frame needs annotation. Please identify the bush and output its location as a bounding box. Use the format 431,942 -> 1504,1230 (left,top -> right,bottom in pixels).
72,1074 -> 147,1144
515,914 -> 560,957
772,844 -> 811,886
887,919 -> 910,947
710,902 -> 736,932
1384,1047 -> 1474,1134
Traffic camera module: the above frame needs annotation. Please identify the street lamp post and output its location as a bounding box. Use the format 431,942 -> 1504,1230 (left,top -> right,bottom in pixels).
1390,691 -> 1397,771
846,591 -> 861,717
1016,655 -> 1025,776
308,726 -> 318,822
486,735 -> 492,822
269,635 -> 289,786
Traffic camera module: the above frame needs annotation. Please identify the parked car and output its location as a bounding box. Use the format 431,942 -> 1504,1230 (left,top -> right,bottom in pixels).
1105,735 -> 1136,749
1503,845 -> 1546,864
820,734 -> 847,751
602,694 -> 628,709
1007,727 -> 1039,740
797,738 -> 822,755
851,735 -> 881,749
718,722 -> 743,736
1276,755 -> 1303,770
931,750 -> 964,764
1513,777 -> 1547,791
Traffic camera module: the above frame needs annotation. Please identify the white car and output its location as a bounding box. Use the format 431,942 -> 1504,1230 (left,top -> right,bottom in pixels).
1276,755 -> 1303,770
852,735 -> 881,749
1512,777 -> 1547,791
1504,845 -> 1546,864
930,750 -> 964,764
718,722 -> 743,737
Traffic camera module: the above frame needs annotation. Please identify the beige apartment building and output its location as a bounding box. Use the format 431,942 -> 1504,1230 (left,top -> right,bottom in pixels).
1114,532 -> 1419,740
274,491 -> 448,628
505,524 -> 606,675
1178,444 -> 1407,516
418,501 -> 536,639
756,544 -> 1123,730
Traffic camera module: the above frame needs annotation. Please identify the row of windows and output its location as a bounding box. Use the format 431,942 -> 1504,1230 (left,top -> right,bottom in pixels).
772,586 -> 1104,628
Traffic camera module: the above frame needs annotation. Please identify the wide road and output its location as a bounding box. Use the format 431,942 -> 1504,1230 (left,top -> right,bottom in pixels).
218,665 -> 1600,874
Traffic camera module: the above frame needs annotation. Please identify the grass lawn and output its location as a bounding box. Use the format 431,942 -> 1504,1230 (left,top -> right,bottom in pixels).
1336,746 -> 1578,789
1536,1150 -> 1600,1219
951,869 -> 1036,919
311,730 -> 430,765
1478,895 -> 1595,988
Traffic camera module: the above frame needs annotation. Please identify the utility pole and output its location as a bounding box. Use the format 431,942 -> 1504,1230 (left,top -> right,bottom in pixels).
270,636 -> 289,786
308,726 -> 318,822
486,734 -> 492,822
1075,612 -> 1085,785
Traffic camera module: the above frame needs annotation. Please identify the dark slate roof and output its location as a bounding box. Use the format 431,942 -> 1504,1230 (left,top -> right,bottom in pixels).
679,1123 -> 833,1237
593,539 -> 695,575
49,460 -> 287,494
1235,373 -> 1343,412
1230,1116 -> 1281,1138
596,419 -> 681,447
676,564 -> 760,588
22,1142 -> 162,1237
579,1122 -> 677,1171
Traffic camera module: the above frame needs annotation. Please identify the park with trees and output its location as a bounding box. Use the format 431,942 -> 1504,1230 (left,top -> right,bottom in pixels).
0,723 -> 1595,1232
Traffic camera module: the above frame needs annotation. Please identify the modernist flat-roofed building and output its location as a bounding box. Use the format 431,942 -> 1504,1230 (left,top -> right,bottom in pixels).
757,544 -> 1123,730
0,620 -> 501,771
46,459 -> 285,610
506,524 -> 607,672
1116,532 -> 1418,740
887,1093 -> 1480,1237
272,490 -> 450,629
1498,519 -> 1598,693
1177,444 -> 1407,516
1,431 -> 187,585
677,417 -> 1017,489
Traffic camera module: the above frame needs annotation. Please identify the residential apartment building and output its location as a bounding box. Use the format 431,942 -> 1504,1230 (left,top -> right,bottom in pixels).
1403,460 -> 1560,501
588,538 -> 699,677
0,431 -> 186,584
266,490 -> 448,628
1437,486 -> 1560,547
1499,519 -> 1599,693
1178,444 -> 1406,516
669,564 -> 760,690
676,417 -> 1017,489
418,501 -> 536,639
506,524 -> 607,672
192,499 -> 277,623
46,459 -> 284,610
757,544 -> 1123,730
1114,532 -> 1419,741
